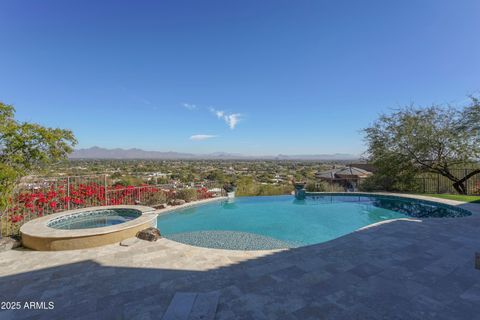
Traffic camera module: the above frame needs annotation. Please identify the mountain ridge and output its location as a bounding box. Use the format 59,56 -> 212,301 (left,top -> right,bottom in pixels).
70,147 -> 359,160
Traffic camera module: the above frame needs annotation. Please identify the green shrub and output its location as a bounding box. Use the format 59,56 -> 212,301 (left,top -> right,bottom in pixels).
143,191 -> 167,206
114,176 -> 143,187
359,174 -> 421,193
256,184 -> 292,196
305,181 -> 327,192
305,181 -> 344,192
176,188 -> 197,202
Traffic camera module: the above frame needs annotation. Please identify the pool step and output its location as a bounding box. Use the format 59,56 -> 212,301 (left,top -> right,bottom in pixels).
162,291 -> 220,320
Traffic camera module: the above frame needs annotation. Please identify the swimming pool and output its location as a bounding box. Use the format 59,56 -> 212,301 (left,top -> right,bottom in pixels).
157,194 -> 471,250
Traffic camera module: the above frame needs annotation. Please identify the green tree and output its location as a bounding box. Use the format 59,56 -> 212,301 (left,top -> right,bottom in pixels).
206,170 -> 226,183
363,97 -> 480,194
236,176 -> 257,196
460,96 -> 480,130
0,102 -> 77,208
359,154 -> 420,192
113,175 -> 143,187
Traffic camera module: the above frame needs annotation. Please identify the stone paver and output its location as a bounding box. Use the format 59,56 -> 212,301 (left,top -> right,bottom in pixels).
0,195 -> 479,319
162,292 -> 197,320
188,291 -> 220,320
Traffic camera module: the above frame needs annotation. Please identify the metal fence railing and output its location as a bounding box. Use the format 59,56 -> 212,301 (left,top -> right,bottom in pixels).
1,175 -> 108,237
1,175 -> 224,237
415,169 -> 480,195
306,169 -> 480,195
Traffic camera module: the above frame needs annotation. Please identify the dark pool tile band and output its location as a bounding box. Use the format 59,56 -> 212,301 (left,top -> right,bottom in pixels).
304,192 -> 472,217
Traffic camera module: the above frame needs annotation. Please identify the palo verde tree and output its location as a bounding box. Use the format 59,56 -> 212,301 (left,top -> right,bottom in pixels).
363,97 -> 480,195
0,102 -> 77,209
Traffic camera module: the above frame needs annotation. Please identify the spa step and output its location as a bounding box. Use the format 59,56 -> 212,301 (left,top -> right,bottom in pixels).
162,291 -> 220,320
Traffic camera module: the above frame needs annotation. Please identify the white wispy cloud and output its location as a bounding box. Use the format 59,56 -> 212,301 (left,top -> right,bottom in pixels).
189,134 -> 217,141
182,103 -> 197,110
224,113 -> 241,129
209,107 -> 242,129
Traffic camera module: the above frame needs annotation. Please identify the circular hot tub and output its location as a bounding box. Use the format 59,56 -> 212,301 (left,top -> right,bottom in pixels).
20,205 -> 158,251
47,208 -> 143,230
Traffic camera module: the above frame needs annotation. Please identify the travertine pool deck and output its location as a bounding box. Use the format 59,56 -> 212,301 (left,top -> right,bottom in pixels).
1,194 -> 480,319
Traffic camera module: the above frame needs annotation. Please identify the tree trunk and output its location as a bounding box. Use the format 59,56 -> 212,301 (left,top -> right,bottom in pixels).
436,168 -> 480,195
450,169 -> 480,195
452,181 -> 467,195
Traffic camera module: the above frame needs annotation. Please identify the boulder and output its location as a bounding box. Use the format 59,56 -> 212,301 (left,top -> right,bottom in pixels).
169,199 -> 186,206
153,203 -> 168,209
0,237 -> 21,251
136,227 -> 161,242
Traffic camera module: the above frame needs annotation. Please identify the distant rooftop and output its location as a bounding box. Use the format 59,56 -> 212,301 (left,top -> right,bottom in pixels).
316,166 -> 372,180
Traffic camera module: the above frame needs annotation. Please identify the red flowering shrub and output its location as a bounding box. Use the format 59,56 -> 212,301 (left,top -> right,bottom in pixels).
197,187 -> 213,200
5,181 -> 213,229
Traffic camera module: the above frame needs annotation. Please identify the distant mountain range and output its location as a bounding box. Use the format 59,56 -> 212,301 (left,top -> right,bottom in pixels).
70,147 -> 359,160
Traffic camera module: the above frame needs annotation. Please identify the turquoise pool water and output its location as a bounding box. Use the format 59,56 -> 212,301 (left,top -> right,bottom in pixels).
157,194 -> 470,250
48,208 -> 141,230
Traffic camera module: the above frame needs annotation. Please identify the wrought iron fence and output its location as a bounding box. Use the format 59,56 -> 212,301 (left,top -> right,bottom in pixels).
0,175 -> 224,237
414,169 -> 480,195
306,169 -> 480,195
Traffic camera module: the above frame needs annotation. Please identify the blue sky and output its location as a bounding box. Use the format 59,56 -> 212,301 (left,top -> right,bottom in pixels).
1,1 -> 479,156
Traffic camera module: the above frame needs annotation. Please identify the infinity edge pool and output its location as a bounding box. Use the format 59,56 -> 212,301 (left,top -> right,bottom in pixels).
157,193 -> 473,251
